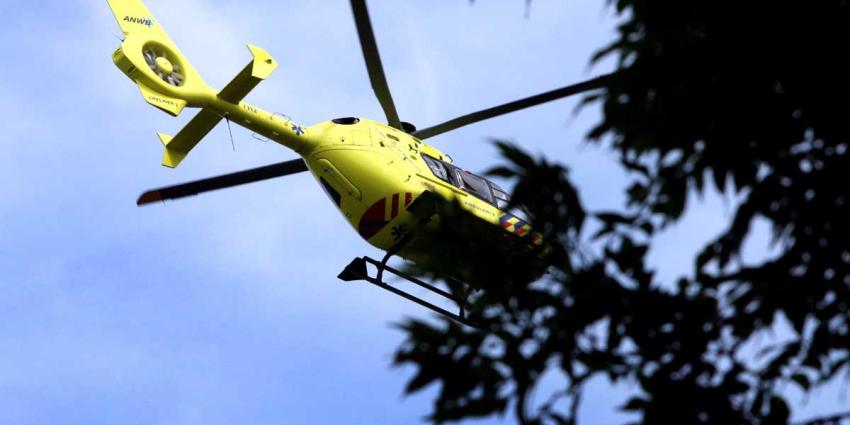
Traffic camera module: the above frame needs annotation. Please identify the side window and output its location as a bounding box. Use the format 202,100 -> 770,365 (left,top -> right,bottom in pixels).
454,169 -> 494,204
421,154 -> 508,209
422,154 -> 450,182
492,186 -> 511,210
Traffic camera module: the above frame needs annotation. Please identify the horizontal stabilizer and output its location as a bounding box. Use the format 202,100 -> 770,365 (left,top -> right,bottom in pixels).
138,159 -> 309,205
158,109 -> 223,168
153,44 -> 280,168
218,45 -> 278,104
157,134 -> 186,168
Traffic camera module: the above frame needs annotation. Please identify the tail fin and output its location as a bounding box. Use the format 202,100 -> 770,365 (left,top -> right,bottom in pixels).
107,0 -> 212,116
106,0 -> 170,41
106,0 -> 280,168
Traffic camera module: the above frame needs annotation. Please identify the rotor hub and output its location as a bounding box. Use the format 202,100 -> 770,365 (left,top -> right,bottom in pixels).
155,56 -> 174,75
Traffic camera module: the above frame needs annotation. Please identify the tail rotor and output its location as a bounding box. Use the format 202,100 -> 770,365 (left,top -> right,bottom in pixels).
142,44 -> 185,87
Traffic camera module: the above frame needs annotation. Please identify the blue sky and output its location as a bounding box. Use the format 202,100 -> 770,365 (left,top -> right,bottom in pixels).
0,0 -> 842,424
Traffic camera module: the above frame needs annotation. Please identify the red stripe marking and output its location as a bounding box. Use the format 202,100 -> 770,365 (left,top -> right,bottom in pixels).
391,194 -> 399,219
405,193 -> 412,206
363,199 -> 386,221
359,198 -> 390,240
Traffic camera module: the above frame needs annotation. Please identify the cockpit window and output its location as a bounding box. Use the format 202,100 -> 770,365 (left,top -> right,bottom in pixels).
454,169 -> 493,204
421,153 -> 513,209
422,154 -> 450,182
492,185 -> 511,210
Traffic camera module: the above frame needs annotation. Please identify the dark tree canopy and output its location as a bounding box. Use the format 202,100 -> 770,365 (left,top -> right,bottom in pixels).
394,1 -> 850,424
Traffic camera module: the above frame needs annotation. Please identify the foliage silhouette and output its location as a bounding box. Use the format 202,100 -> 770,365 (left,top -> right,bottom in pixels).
394,1 -> 850,424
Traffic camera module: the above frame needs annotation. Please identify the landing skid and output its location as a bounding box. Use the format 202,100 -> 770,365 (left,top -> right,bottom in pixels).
338,256 -> 477,328
338,191 -> 477,327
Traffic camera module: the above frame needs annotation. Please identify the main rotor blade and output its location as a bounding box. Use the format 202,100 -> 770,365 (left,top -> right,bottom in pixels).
412,73 -> 614,140
350,0 -> 403,130
137,159 -> 309,206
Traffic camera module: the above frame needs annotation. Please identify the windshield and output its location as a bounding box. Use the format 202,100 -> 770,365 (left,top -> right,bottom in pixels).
422,154 -> 450,182
491,185 -> 510,210
454,169 -> 493,204
421,154 -> 513,209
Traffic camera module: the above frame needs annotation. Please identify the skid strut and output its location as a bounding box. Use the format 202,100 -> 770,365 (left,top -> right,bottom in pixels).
338,256 -> 476,328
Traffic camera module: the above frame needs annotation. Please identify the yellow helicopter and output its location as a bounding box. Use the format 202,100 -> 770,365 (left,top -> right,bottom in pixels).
106,0 -> 607,323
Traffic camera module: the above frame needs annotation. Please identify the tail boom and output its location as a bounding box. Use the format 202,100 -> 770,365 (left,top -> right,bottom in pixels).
157,101 -> 312,168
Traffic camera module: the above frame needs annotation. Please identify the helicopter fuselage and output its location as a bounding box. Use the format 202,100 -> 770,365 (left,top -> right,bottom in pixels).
298,117 -> 536,260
